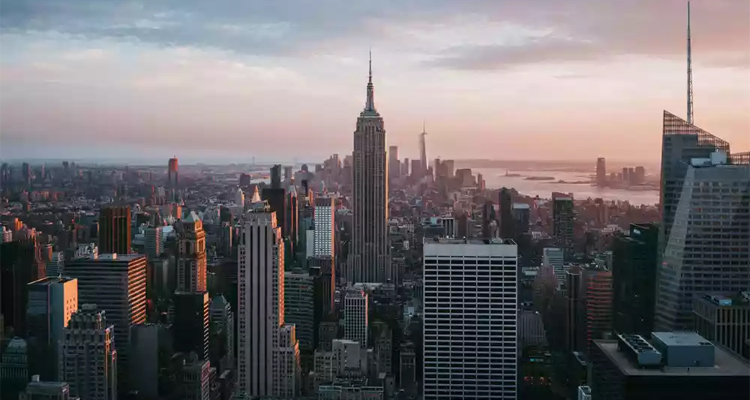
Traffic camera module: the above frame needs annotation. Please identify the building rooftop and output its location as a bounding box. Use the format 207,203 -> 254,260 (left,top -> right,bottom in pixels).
651,332 -> 713,348
427,237 -> 516,246
28,276 -> 77,286
80,253 -> 145,261
595,340 -> 750,377
698,293 -> 750,308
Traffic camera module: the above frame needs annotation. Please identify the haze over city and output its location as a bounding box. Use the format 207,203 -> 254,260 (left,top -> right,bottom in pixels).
1,0 -> 749,162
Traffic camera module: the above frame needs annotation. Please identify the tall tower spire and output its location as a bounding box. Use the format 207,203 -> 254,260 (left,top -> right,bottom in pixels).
365,50 -> 375,112
687,1 -> 694,124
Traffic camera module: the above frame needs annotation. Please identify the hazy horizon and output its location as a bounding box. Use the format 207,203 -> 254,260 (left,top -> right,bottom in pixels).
1,0 -> 748,161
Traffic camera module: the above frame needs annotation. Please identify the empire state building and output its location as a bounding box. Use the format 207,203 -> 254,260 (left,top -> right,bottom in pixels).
349,53 -> 391,283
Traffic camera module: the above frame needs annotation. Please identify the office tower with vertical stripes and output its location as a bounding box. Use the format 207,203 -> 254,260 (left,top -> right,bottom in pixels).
237,206 -> 300,398
98,205 -> 131,254
350,53 -> 390,284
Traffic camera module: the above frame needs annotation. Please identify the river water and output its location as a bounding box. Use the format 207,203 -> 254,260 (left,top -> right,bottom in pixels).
475,168 -> 659,205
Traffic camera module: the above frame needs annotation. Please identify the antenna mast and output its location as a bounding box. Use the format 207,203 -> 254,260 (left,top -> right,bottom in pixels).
687,1 -> 694,124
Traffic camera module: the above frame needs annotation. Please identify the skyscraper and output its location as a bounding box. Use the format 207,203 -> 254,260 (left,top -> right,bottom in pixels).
658,111 -> 729,257
98,205 -> 131,254
261,166 -> 287,239
209,295 -> 235,371
388,145 -> 399,182
565,266 -> 583,353
314,195 -> 336,259
144,226 -> 163,260
553,194 -> 574,259
173,291 -> 210,361
350,53 -> 390,283
238,209 -> 282,396
423,238 -> 518,400
499,187 -> 513,238
343,289 -> 368,347
60,304 -> 117,400
237,207 -> 300,398
65,254 -> 146,380
655,151 -> 749,331
596,157 -> 606,187
419,122 -> 428,174
583,268 -> 613,354
177,211 -> 207,292
168,157 -> 179,187
26,277 -> 78,381
612,223 -> 658,336
284,268 -> 314,355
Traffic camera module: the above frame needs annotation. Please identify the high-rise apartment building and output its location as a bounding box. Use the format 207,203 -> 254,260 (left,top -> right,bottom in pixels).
552,195 -> 574,259
583,268 -> 613,354
284,268 -> 315,354
694,293 -> 750,361
173,291 -> 210,361
144,226 -> 163,260
314,196 -> 336,258
65,254 -> 146,378
344,289 -> 368,348
350,54 -> 390,284
209,295 -> 235,371
177,212 -> 207,292
655,151 -> 750,331
423,238 -> 518,400
543,247 -> 565,288
565,266 -> 583,353
26,277 -> 78,380
286,187 -> 299,244
98,206 -> 131,254
60,304 -> 117,400
613,223 -> 658,336
237,207 -> 300,398
275,324 -> 301,398
388,145 -> 399,182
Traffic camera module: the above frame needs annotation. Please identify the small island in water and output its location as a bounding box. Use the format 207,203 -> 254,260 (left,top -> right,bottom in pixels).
524,176 -> 555,181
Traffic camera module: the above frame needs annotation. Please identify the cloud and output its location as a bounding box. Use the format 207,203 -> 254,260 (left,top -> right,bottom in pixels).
2,0 -> 747,68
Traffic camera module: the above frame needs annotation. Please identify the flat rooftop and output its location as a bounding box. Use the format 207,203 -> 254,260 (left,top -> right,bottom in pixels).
427,237 -> 517,246
595,340 -> 750,377
652,332 -> 712,347
28,276 -> 76,285
86,253 -> 145,261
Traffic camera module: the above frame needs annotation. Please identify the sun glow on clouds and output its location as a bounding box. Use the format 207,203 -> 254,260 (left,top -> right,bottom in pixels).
0,0 -> 748,161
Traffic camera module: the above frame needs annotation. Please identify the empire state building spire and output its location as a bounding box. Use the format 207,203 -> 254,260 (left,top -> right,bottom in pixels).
365,50 -> 376,112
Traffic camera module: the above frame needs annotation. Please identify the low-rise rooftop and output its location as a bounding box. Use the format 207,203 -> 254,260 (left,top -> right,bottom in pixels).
595,340 -> 750,377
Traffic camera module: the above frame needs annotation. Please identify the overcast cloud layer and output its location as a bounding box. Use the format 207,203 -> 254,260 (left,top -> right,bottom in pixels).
1,0 -> 748,162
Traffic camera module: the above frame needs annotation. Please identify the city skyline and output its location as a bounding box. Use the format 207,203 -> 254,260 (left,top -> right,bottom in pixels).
1,0 -> 749,162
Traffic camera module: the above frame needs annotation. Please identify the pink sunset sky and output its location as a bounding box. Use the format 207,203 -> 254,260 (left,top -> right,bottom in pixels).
0,0 -> 748,163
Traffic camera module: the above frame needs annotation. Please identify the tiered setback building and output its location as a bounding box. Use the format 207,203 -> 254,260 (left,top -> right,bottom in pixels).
423,238 -> 518,399
64,254 -> 146,380
237,208 -> 300,398
350,54 -> 390,284
60,304 -> 117,400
